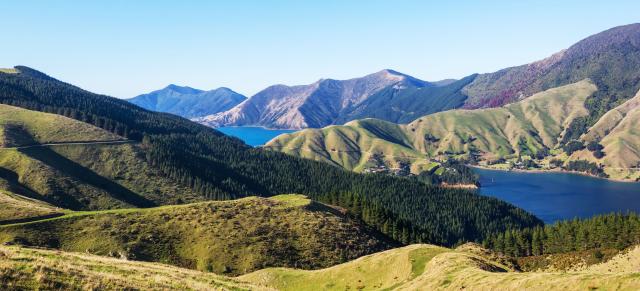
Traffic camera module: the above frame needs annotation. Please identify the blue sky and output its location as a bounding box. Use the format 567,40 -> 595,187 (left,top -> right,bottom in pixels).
1,1 -> 639,98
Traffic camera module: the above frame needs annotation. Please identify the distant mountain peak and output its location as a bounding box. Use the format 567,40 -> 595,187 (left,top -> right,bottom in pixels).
128,85 -> 246,118
162,84 -> 203,95
198,69 -> 436,129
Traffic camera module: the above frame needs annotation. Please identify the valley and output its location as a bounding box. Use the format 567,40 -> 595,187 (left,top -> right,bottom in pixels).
1,11 -> 640,290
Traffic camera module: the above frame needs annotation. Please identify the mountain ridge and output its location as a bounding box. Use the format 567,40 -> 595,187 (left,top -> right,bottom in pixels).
194,23 -> 640,131
196,69 -> 436,129
128,85 -> 246,118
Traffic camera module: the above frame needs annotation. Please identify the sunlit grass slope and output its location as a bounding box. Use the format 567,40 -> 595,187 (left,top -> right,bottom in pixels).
581,89 -> 640,180
266,80 -> 596,173
242,243 -> 640,291
0,195 -> 392,276
0,104 -> 121,146
0,104 -> 205,210
0,178 -> 63,224
0,245 -> 267,291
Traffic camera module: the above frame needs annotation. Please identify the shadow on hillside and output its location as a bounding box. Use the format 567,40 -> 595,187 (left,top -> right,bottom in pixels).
0,166 -> 84,209
19,146 -> 156,208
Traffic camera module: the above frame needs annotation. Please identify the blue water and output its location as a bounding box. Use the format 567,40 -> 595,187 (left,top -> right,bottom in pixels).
217,126 -> 297,147
215,127 -> 640,223
474,168 -> 640,223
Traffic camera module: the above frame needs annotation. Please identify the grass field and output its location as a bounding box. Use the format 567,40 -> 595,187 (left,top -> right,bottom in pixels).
0,68 -> 18,74
242,243 -> 640,290
0,180 -> 63,224
0,245 -> 267,290
0,194 -> 392,275
0,104 -> 121,147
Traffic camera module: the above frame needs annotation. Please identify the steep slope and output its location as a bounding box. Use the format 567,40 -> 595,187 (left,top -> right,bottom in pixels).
0,195 -> 393,275
0,246 -> 264,291
197,69 -> 435,129
579,89 -> 640,180
0,104 -> 122,146
128,85 -> 246,118
241,244 -> 640,291
463,23 -> 640,113
267,80 -> 596,173
335,74 -> 477,124
200,24 -> 640,132
0,104 -> 203,210
0,178 -> 63,224
0,66 -> 542,246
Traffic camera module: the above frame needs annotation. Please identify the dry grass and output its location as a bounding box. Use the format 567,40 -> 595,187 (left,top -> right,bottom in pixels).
0,245 -> 268,290
0,185 -> 62,223
0,195 -> 392,276
242,243 -> 640,291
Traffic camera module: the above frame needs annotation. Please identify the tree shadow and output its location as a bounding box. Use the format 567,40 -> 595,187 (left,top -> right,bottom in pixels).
0,166 -> 84,209
19,146 -> 156,208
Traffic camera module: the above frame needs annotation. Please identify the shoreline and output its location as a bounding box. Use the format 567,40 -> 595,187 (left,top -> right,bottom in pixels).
467,164 -> 638,183
441,183 -> 479,189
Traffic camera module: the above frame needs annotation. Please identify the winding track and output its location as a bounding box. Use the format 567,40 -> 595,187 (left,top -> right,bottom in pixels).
0,139 -> 134,150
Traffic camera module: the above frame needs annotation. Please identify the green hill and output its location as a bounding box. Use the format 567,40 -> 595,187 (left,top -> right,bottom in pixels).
0,104 -> 122,147
0,179 -> 63,224
0,66 -> 542,246
241,243 -> 640,290
0,245 -> 265,291
266,81 -> 595,171
0,195 -> 393,275
4,242 -> 640,291
0,104 -> 203,210
267,80 -> 640,181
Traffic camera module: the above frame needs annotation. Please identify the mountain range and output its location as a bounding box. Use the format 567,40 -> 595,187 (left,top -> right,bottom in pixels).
128,85 -> 246,118
0,65 -> 539,256
1,23 -> 640,290
265,23 -> 640,181
132,24 -> 640,135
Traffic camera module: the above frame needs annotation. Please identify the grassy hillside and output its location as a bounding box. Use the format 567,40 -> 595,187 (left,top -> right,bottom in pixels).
0,245 -> 265,291
5,242 -> 638,291
267,80 -> 596,172
0,65 -> 542,247
0,178 -> 63,224
268,79 -> 640,181
580,89 -> 640,180
334,74 -> 478,124
241,243 -> 640,290
0,195 -> 393,275
0,102 -> 207,210
462,24 -> 640,121
0,142 -> 206,211
0,104 -> 121,147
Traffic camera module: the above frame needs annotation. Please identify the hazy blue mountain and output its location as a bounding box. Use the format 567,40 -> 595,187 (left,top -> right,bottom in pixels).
128,85 -> 246,118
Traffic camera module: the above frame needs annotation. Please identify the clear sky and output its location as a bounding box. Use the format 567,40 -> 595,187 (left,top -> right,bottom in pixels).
1,0 -> 639,98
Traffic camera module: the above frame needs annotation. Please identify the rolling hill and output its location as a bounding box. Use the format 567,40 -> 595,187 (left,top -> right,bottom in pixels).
266,79 -> 640,181
5,243 -> 640,290
0,195 -> 393,275
266,80 -> 595,171
128,85 -> 246,118
0,103 -> 204,211
0,66 -> 542,246
241,243 -> 640,290
0,245 -> 266,290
